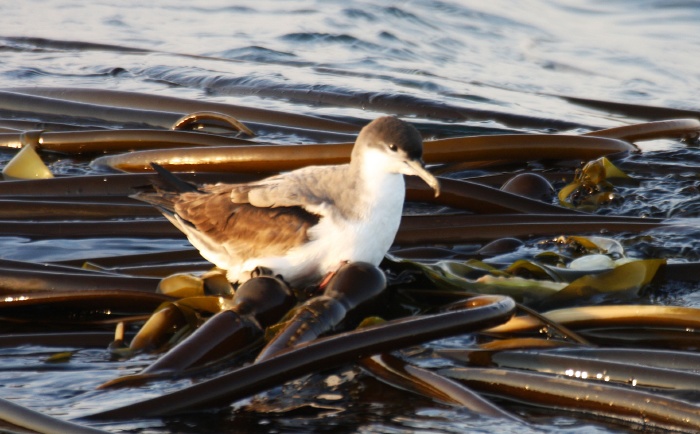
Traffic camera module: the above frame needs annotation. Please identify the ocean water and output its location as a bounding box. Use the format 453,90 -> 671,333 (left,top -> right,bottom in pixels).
1,1 -> 700,433
2,0 -> 698,128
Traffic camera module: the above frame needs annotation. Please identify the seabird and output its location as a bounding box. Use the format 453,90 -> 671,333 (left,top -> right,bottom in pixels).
134,116 -> 440,287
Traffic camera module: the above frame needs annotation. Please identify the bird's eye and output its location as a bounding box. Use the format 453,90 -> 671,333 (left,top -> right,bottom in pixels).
388,143 -> 398,152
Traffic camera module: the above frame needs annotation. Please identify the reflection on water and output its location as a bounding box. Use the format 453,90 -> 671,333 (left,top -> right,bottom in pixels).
0,237 -> 190,262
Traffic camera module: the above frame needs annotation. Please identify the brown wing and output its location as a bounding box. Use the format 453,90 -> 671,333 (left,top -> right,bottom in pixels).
136,185 -> 320,261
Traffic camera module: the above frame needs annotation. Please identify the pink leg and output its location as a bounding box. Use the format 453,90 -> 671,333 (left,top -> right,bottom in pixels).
317,260 -> 349,291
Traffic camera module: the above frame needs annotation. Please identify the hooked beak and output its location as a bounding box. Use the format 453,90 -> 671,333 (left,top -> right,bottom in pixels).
404,159 -> 440,197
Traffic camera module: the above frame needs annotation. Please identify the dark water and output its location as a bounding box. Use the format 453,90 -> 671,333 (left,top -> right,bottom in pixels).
1,1 -> 700,433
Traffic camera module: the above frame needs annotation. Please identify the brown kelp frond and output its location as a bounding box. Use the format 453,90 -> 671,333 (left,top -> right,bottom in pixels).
85,295 -> 516,419
2,88 -> 700,432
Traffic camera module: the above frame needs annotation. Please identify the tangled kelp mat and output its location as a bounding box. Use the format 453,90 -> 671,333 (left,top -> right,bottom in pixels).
1,88 -> 700,433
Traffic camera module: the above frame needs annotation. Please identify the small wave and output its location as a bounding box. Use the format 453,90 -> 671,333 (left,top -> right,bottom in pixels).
382,6 -> 436,29
342,8 -> 376,21
132,63 -> 589,130
0,36 -> 148,53
3,67 -> 50,80
214,46 -> 300,63
281,32 -> 382,51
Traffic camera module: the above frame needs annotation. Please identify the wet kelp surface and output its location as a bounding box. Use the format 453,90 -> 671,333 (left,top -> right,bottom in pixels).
0,88 -> 699,433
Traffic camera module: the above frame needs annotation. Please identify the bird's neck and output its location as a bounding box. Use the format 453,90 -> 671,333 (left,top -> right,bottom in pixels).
347,150 -> 406,219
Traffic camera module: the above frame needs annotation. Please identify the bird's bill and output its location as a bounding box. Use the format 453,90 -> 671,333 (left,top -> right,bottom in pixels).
404,159 -> 440,197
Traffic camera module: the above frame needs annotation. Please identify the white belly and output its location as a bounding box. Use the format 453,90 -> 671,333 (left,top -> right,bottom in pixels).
235,174 -> 405,286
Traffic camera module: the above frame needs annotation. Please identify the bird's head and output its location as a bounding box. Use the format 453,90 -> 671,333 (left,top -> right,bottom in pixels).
353,116 -> 440,197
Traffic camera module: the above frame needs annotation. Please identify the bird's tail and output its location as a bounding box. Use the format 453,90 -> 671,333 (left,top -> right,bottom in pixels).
130,163 -> 199,212
149,162 -> 199,193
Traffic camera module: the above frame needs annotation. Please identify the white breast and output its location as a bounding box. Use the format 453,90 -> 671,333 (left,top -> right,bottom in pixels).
313,171 -> 405,266
230,147 -> 409,286
242,171 -> 405,286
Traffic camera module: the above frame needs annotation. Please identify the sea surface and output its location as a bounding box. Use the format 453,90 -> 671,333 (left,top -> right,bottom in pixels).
1,1 -> 700,433
3,0 -> 699,128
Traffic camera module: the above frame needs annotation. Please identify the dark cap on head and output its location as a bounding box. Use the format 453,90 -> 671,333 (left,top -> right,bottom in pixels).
354,116 -> 424,161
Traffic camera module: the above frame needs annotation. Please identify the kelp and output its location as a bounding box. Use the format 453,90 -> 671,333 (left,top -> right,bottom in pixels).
473,337 -> 578,351
499,172 -> 555,201
543,259 -> 664,306
157,270 -> 234,299
0,90 -> 181,129
172,111 -> 256,137
0,396 -> 110,434
85,261 -> 212,279
0,129 -> 256,154
584,118 -> 700,142
405,177 -> 578,214
97,276 -> 296,390
395,213 -> 663,245
1,144 -> 53,180
0,173 -> 259,197
7,87 -> 360,133
8,85 -> 590,131
578,328 -> 700,350
0,214 -> 659,240
0,257 -> 123,276
0,331 -> 121,348
510,303 -> 591,345
256,262 -> 386,362
360,353 -> 522,421
84,295 -> 516,420
54,248 -> 202,269
439,345 -> 700,372
0,290 -> 171,325
0,199 -> 156,219
441,349 -> 700,392
394,256 -> 664,305
0,220 -> 180,238
441,367 -> 700,432
540,347 -> 700,371
0,264 -> 160,294
150,277 -> 293,367
558,94 -> 700,123
89,133 -> 633,173
126,300 -> 198,353
558,156 -> 633,209
489,304 -> 700,334
1,86 -> 700,433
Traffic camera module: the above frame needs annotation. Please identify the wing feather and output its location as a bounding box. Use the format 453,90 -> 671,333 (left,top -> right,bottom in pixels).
133,163 -> 351,267
217,165 -> 351,215
135,185 -> 320,264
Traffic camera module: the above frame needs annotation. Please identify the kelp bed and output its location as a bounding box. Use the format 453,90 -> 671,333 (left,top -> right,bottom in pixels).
1,88 -> 700,433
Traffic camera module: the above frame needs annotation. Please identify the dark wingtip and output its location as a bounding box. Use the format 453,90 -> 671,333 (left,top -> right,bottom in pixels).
149,162 -> 199,193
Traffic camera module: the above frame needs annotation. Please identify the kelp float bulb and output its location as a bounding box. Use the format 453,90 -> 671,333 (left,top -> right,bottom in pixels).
2,144 -> 54,180
501,173 -> 554,202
